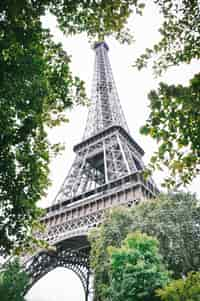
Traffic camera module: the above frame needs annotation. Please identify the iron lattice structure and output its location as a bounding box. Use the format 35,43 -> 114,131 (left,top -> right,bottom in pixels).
83,42 -> 129,139
24,42 -> 158,301
25,245 -> 90,297
52,42 -> 153,203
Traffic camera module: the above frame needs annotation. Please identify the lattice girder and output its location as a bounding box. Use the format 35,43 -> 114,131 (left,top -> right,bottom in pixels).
53,126 -> 145,204
24,246 -> 90,299
40,211 -> 104,245
52,41 -> 152,205
83,42 -> 129,140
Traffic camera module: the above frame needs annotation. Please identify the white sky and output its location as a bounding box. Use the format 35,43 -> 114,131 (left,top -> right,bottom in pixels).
26,2 -> 200,301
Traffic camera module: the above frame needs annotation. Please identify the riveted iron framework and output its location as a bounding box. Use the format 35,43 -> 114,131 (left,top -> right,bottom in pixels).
53,42 -> 156,205
24,42 -> 158,301
24,246 -> 90,301
83,42 -> 129,139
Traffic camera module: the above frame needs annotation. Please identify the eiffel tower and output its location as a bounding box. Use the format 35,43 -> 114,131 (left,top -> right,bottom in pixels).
25,42 -> 158,300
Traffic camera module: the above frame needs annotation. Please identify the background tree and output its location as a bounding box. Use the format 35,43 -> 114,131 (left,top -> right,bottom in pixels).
107,232 -> 169,301
0,258 -> 29,301
135,0 -> 200,186
0,0 -> 145,256
130,192 -> 200,278
90,192 -> 200,301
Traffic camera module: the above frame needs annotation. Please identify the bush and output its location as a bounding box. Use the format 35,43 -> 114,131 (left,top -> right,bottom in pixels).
107,232 -> 170,301
157,272 -> 200,301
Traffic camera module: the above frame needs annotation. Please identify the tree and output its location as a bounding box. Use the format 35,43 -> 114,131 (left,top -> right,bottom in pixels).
89,207 -> 134,301
135,0 -> 200,186
0,0 -> 145,256
0,2 -> 86,256
157,272 -> 200,301
0,258 -> 29,301
107,232 -> 169,301
90,191 -> 200,300
130,192 -> 200,278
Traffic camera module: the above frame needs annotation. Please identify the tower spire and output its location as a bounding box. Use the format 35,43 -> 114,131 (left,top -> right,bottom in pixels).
83,41 -> 129,139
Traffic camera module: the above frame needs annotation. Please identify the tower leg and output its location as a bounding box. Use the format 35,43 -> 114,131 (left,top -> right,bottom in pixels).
85,268 -> 90,301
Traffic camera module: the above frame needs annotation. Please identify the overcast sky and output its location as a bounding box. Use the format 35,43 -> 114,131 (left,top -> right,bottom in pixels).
26,3 -> 200,301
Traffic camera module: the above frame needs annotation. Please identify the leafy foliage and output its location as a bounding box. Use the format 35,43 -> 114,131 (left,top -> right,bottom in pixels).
0,258 -> 29,301
49,0 -> 145,42
90,192 -> 200,301
141,74 -> 200,187
107,232 -> 169,301
157,272 -> 200,301
135,0 -> 200,185
0,1 -> 87,256
131,192 -> 200,278
135,0 -> 200,73
89,207 -> 134,301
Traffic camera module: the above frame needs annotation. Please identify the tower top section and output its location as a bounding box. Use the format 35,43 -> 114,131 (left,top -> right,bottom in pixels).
93,41 -> 109,51
83,41 -> 129,140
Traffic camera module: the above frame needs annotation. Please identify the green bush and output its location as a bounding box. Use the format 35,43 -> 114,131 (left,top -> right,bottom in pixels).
157,272 -> 200,301
107,231 -> 170,301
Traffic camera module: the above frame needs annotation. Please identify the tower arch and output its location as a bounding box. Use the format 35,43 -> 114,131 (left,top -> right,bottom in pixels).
26,267 -> 85,301
24,245 -> 90,299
